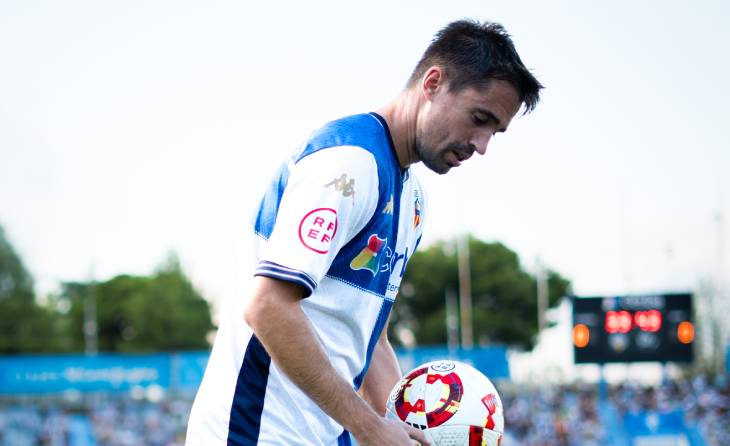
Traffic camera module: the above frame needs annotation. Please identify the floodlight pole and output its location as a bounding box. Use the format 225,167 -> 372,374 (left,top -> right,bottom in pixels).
84,267 -> 98,356
445,288 -> 459,352
457,234 -> 473,349
536,257 -> 548,333
715,210 -> 726,375
598,364 -> 608,403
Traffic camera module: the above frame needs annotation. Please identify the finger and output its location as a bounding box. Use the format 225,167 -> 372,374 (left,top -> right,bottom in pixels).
407,426 -> 431,446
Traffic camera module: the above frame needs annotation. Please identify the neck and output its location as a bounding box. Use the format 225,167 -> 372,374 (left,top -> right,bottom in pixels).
376,89 -> 420,169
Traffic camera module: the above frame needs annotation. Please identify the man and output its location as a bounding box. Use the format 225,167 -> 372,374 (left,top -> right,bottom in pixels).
186,19 -> 542,446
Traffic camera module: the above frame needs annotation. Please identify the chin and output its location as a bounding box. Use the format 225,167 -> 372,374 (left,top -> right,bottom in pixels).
421,156 -> 452,175
427,163 -> 451,175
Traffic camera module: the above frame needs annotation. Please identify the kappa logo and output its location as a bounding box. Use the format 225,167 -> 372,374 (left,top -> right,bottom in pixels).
382,195 -> 394,215
324,174 -> 355,198
298,208 -> 338,254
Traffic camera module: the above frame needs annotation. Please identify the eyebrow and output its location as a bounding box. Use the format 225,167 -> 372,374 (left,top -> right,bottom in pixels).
475,108 -> 507,133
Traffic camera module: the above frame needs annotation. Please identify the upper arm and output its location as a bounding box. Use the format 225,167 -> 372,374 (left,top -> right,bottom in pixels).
378,317 -> 392,345
244,276 -> 308,330
254,146 -> 379,295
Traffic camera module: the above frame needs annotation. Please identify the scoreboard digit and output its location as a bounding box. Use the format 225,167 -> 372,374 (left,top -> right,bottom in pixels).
572,293 -> 694,364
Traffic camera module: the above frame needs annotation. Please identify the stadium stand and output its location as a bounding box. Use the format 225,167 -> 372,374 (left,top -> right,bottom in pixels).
1,351 -> 728,446
501,384 -> 606,445
0,395 -> 191,446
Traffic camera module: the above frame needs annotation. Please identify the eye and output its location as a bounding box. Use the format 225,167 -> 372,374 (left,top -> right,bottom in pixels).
472,114 -> 488,126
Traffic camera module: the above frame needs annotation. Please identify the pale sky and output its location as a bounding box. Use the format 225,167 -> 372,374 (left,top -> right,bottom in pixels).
2,0 -> 729,338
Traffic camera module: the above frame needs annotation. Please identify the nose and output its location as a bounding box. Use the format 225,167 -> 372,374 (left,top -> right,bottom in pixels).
470,132 -> 492,155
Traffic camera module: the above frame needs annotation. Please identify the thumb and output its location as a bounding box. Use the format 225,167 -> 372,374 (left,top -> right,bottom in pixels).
406,426 -> 431,446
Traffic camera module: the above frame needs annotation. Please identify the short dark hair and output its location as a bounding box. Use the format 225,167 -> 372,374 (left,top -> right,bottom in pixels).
407,19 -> 543,113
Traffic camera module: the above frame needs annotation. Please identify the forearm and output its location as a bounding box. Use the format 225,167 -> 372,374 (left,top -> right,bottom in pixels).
359,330 -> 402,415
244,277 -> 379,439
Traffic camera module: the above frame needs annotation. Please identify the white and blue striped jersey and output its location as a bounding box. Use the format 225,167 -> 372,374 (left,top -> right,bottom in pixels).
186,113 -> 427,445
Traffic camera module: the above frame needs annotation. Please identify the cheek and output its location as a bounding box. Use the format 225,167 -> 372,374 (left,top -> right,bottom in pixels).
421,103 -> 459,149
425,116 -> 452,147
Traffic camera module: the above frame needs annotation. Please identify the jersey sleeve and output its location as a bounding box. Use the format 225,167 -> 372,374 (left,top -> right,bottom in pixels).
254,146 -> 379,296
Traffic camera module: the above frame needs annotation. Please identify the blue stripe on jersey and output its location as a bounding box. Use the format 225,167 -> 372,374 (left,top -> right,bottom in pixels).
414,235 -> 423,252
254,261 -> 316,297
253,161 -> 290,239
324,114 -> 404,297
337,430 -> 353,446
228,335 -> 271,446
352,298 -> 395,390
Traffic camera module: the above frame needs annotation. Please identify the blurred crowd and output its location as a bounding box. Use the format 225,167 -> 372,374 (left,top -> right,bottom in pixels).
501,374 -> 729,446
611,375 -> 729,446
0,376 -> 728,446
87,398 -> 190,446
0,396 -> 191,446
501,384 -> 605,446
0,404 -> 72,446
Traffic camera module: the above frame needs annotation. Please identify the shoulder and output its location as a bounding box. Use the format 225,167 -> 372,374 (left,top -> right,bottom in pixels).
295,113 -> 394,165
288,145 -> 378,195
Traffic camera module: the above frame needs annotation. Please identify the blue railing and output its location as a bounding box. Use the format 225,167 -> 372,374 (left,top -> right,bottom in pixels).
0,347 -> 509,395
620,409 -> 707,446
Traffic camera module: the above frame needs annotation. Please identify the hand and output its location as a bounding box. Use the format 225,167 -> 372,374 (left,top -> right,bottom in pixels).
354,418 -> 431,446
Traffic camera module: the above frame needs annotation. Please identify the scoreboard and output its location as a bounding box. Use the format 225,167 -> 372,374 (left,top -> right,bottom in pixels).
572,293 -> 694,364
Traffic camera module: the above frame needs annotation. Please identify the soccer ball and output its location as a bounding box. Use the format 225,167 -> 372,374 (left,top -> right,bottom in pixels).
385,360 -> 504,446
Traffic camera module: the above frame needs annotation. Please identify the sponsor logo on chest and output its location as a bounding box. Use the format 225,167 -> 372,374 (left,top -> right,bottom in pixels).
350,234 -> 410,284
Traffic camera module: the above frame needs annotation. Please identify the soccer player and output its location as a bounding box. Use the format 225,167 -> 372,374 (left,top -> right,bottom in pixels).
186,19 -> 542,446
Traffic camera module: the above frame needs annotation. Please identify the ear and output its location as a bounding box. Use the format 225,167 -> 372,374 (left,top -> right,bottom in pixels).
421,66 -> 444,101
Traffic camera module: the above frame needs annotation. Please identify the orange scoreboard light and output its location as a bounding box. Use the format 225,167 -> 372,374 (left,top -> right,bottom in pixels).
572,293 -> 694,364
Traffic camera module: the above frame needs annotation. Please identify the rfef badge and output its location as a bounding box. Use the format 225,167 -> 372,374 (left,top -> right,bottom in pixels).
298,208 -> 338,254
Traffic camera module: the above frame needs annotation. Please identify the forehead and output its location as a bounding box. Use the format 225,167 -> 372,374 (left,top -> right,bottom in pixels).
452,79 -> 522,121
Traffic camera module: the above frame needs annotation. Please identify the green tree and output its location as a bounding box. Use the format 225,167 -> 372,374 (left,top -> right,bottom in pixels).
0,224 -> 58,353
390,236 -> 570,349
60,253 -> 214,352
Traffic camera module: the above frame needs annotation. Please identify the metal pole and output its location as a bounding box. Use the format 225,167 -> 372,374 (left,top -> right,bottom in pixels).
536,257 -> 548,333
84,269 -> 98,355
715,210 -> 725,375
445,288 -> 459,352
457,235 -> 473,349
